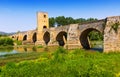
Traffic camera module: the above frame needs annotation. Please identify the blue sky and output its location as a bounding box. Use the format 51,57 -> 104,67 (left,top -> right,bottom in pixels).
0,0 -> 120,32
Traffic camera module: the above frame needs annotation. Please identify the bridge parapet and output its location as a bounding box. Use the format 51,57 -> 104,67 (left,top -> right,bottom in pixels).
78,20 -> 105,34
54,25 -> 70,32
78,19 -> 105,25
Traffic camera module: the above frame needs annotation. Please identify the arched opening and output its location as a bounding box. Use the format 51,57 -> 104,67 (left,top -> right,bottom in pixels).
80,28 -> 103,51
12,36 -> 14,38
56,31 -> 67,46
32,33 -> 37,43
17,36 -> 19,40
44,15 -> 46,18
43,26 -> 47,29
23,35 -> 27,41
43,31 -> 50,45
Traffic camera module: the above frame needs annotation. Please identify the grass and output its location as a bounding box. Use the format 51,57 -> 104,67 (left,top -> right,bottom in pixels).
0,47 -> 120,77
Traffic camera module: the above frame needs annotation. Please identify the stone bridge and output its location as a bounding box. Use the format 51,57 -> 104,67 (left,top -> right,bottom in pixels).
10,12 -> 120,52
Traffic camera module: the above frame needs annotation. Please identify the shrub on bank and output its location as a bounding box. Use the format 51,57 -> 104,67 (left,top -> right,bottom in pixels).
14,40 -> 22,45
0,37 -> 13,46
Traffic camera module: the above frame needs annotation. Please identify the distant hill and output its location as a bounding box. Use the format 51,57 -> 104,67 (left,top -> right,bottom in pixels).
0,31 -> 16,35
0,31 -> 7,35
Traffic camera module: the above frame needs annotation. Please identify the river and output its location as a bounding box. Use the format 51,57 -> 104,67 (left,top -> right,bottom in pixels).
0,41 -> 103,57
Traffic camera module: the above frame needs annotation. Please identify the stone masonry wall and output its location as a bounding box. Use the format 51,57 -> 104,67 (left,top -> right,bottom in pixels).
104,16 -> 120,52
66,24 -> 81,49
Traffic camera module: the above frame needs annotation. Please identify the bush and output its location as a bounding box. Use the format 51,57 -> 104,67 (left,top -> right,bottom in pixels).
14,40 -> 22,45
37,45 -> 43,48
55,46 -> 67,54
51,47 -> 67,63
0,37 -> 14,46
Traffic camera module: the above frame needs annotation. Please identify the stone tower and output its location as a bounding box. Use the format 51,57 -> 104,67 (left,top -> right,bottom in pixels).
37,12 -> 49,31
36,12 -> 49,45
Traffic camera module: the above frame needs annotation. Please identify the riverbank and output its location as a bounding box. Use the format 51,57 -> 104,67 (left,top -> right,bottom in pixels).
0,47 -> 120,77
0,46 -> 58,66
0,42 -> 103,66
0,52 -> 44,66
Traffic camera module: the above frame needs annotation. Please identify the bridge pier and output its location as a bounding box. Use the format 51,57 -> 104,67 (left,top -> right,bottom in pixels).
48,30 -> 60,46
35,31 -> 45,45
104,16 -> 120,52
66,24 -> 82,49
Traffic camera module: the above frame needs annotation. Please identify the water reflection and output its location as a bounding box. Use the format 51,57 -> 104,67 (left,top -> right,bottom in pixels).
90,41 -> 103,52
0,46 -> 36,56
24,47 -> 27,52
0,43 -> 103,56
32,46 -> 37,51
14,46 -> 39,52
0,47 -> 13,52
90,48 -> 103,52
44,47 -> 49,52
0,46 -> 55,56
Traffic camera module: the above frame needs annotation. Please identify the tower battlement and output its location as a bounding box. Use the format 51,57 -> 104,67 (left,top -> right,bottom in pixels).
37,12 -> 49,31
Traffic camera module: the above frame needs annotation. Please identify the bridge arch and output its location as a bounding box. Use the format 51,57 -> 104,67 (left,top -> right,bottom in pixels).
23,35 -> 27,41
12,36 -> 14,38
79,28 -> 103,49
43,31 -> 50,45
17,36 -> 19,40
56,31 -> 67,46
32,32 -> 37,43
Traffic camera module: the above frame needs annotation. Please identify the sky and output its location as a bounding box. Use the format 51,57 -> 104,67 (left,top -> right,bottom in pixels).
0,0 -> 120,33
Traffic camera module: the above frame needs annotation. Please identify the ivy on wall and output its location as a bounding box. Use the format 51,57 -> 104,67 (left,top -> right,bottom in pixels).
109,22 -> 120,33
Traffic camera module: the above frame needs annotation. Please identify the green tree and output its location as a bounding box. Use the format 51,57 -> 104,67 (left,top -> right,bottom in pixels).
75,18 -> 86,23
87,18 -> 97,22
49,17 -> 55,27
88,31 -> 103,41
55,16 -> 67,26
66,17 -> 75,24
49,16 -> 98,27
